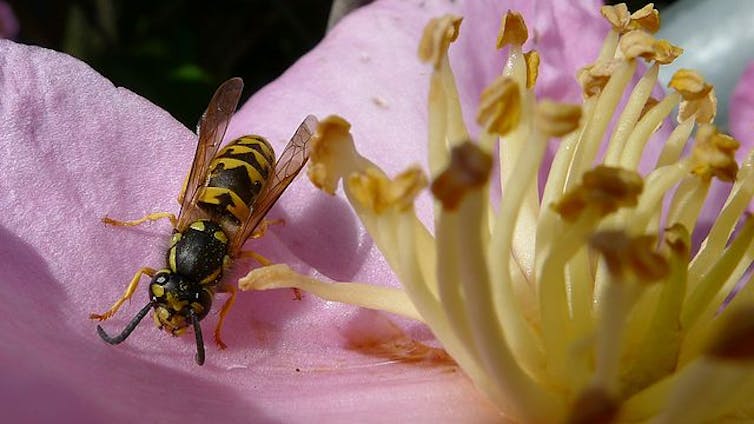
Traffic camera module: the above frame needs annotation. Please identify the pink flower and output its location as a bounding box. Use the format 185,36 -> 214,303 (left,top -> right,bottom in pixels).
2,1 -> 753,423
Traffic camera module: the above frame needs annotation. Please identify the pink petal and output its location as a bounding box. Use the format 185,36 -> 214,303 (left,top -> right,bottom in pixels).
730,61 -> 754,151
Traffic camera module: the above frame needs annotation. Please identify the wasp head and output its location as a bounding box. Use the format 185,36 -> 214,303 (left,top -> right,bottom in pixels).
148,270 -> 213,335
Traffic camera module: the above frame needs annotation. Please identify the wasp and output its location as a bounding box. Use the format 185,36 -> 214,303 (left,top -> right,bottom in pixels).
90,77 -> 317,365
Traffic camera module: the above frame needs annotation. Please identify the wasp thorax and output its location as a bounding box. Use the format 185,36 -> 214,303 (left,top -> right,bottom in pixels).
149,271 -> 212,335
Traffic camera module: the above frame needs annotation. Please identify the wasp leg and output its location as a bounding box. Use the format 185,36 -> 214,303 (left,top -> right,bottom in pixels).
177,174 -> 188,205
102,212 -> 178,228
213,283 -> 237,350
238,250 -> 272,266
89,267 -> 157,321
250,218 -> 285,239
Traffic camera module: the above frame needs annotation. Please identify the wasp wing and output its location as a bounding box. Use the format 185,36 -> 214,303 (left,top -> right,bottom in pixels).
229,115 -> 318,256
176,77 -> 244,231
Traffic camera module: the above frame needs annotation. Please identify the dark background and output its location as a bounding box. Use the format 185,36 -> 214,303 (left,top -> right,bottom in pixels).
7,0 -> 673,128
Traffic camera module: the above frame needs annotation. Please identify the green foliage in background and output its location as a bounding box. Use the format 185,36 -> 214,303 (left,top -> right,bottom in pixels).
10,0 -> 329,127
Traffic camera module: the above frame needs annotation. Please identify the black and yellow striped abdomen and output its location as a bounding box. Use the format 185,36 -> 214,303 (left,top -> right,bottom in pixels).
198,135 -> 275,225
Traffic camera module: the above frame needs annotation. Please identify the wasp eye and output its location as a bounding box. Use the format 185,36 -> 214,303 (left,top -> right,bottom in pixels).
155,274 -> 168,285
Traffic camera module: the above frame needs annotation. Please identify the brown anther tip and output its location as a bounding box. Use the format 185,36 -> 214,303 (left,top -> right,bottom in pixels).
476,76 -> 521,136
590,231 -> 669,282
390,168 -> 429,212
652,39 -> 683,64
348,166 -> 428,214
524,50 -> 540,89
601,4 -> 631,33
601,3 -> 660,34
630,3 -> 661,33
566,386 -> 619,424
663,223 -> 690,257
552,166 -> 643,222
431,142 -> 492,210
578,60 -> 619,97
418,15 -> 463,69
669,69 -> 713,100
496,10 -> 528,48
708,306 -> 754,361
617,30 -> 680,64
619,30 -> 656,61
678,86 -> 717,124
691,125 -> 740,182
307,115 -> 359,195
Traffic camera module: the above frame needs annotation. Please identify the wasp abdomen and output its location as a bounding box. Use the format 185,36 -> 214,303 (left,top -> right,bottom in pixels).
198,135 -> 275,225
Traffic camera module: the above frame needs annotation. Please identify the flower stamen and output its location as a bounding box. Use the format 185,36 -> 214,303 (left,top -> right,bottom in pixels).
242,3 -> 754,422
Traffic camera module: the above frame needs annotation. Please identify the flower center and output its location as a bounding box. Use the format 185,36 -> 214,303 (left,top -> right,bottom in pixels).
240,3 -> 754,422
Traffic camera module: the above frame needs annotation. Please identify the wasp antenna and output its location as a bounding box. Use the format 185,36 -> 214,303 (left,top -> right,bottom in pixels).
191,310 -> 205,366
96,302 -> 154,345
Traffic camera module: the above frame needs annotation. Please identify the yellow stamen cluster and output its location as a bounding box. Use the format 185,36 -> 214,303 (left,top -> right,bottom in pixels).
241,3 -> 754,422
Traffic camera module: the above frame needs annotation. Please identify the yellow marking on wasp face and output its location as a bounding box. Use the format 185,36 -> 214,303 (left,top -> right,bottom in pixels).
151,284 -> 165,298
214,231 -> 228,244
170,233 -> 182,246
156,307 -> 170,322
168,246 -> 178,273
190,221 -> 206,232
200,266 -> 223,285
166,292 -> 188,311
